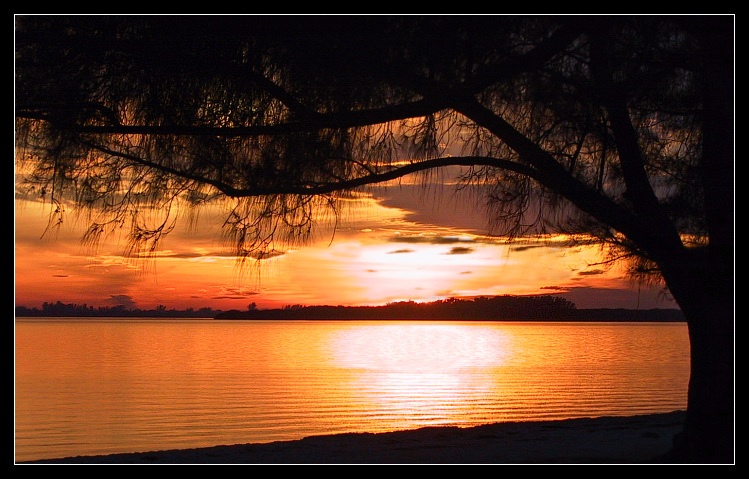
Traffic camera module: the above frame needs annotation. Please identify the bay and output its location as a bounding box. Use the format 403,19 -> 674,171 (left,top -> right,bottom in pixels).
14,318 -> 689,462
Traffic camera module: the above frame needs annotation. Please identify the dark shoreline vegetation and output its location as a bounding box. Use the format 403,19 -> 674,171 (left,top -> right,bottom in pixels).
15,295 -> 685,322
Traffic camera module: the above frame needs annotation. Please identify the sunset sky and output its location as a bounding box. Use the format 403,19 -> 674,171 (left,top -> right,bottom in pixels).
14,168 -> 677,313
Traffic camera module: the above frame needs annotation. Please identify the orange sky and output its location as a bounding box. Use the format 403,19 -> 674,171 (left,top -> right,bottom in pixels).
14,176 -> 678,312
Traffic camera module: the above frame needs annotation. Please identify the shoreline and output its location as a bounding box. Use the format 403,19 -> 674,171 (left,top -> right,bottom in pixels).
19,411 -> 689,465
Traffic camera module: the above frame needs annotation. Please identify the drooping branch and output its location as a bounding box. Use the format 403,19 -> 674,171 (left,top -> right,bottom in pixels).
84,139 -> 537,197
17,96 -> 451,138
14,15 -> 716,267
448,94 -> 642,242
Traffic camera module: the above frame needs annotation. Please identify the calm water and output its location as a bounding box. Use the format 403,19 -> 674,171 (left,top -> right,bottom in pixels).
14,319 -> 690,462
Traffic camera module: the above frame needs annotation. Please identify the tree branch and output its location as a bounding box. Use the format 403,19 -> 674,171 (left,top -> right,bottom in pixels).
18,96 -> 451,137
588,26 -> 685,255
464,19 -> 586,94
448,93 -> 643,242
83,140 -> 538,197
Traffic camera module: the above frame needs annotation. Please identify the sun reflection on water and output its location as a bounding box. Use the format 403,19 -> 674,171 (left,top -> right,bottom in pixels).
327,322 -> 514,428
329,323 -> 512,371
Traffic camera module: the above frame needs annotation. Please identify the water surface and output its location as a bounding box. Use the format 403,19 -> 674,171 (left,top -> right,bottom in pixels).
15,319 -> 689,462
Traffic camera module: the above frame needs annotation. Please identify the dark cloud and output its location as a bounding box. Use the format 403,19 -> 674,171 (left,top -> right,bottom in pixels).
446,247 -> 473,255
52,274 -> 69,278
106,294 -> 136,309
508,236 -> 579,251
212,295 -> 257,300
210,287 -> 260,301
247,250 -> 286,260
132,250 -> 195,259
387,248 -> 414,254
369,181 -> 494,233
577,269 -> 605,276
510,244 -> 544,252
132,249 -> 285,260
460,271 -> 472,275
222,287 -> 259,296
390,235 -> 474,245
552,285 -> 676,309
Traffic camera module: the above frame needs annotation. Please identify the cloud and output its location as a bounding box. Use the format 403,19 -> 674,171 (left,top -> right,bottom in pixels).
387,248 -> 415,254
52,274 -> 69,278
132,249 -> 285,260
507,235 -> 581,251
445,246 -> 474,255
577,269 -> 605,276
246,250 -> 286,260
106,294 -> 136,309
390,235 -> 475,245
81,256 -> 140,271
211,287 -> 260,300
369,181 -> 494,233
435,289 -> 456,297
510,244 -> 544,252
543,285 -> 676,309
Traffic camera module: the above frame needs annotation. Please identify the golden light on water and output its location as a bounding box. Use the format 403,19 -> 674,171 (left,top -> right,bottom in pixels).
15,319 -> 689,461
327,323 -> 515,428
329,323 -> 512,371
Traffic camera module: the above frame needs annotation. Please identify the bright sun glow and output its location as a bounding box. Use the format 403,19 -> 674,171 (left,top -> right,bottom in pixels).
14,183 -> 674,312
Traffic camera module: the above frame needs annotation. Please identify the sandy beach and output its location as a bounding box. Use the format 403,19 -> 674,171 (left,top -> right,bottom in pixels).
19,411 -> 699,465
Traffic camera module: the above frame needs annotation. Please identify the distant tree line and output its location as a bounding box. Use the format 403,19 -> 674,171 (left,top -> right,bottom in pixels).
15,301 -> 223,318
215,295 -> 685,322
15,296 -> 684,321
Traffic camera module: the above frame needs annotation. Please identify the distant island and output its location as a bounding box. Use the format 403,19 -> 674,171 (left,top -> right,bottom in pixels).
14,302 -> 224,318
214,295 -> 685,322
15,295 -> 685,322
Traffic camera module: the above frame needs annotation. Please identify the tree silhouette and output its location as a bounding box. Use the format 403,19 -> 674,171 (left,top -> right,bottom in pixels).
14,15 -> 733,462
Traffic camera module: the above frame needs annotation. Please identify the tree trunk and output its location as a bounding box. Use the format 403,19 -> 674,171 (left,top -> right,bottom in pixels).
658,16 -> 734,464
656,251 -> 734,463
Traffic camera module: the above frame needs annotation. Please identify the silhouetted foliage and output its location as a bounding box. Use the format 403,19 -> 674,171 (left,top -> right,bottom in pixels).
15,296 -> 683,321
215,295 -> 684,322
15,301 -> 223,318
14,15 -> 733,462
